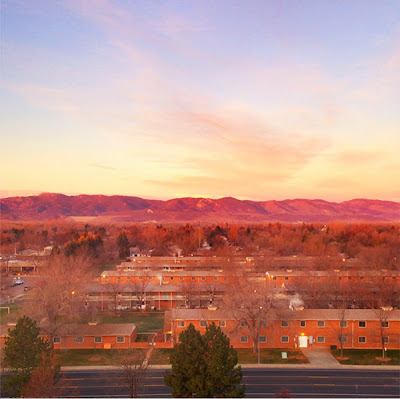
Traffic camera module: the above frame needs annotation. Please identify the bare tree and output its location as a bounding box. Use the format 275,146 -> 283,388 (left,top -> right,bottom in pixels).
224,277 -> 276,352
374,308 -> 393,360
129,273 -> 150,313
22,353 -> 60,398
325,307 -> 350,359
25,254 -> 94,340
116,350 -> 149,398
180,281 -> 199,309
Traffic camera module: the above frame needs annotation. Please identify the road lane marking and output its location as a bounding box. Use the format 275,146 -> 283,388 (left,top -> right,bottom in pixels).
314,383 -> 335,386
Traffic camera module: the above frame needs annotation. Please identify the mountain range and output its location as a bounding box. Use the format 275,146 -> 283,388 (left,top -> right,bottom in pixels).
1,193 -> 399,223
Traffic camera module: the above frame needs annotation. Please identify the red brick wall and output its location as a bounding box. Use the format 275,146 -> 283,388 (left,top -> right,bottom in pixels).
172,318 -> 400,350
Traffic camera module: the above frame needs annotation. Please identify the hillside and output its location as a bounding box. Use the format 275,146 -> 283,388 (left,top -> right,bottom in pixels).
1,193 -> 399,223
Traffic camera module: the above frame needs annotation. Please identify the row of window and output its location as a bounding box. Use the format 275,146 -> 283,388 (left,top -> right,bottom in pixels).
108,276 -> 224,281
281,320 -> 389,328
177,320 -> 226,327
176,320 -> 390,328
237,336 -> 390,344
53,336 -> 125,344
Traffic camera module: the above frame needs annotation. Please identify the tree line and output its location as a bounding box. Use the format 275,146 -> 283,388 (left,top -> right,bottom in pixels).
2,222 -> 399,263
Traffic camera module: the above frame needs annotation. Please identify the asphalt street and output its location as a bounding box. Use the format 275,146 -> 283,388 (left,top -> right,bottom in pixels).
56,368 -> 400,398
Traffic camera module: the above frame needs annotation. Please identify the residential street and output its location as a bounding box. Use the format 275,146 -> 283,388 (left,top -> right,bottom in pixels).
56,368 -> 400,398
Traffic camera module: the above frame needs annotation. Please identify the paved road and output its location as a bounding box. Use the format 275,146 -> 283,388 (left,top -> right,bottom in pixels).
56,368 -> 400,398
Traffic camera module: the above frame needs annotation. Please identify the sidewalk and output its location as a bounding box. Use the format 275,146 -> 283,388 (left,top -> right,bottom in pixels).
60,363 -> 400,371
300,347 -> 341,368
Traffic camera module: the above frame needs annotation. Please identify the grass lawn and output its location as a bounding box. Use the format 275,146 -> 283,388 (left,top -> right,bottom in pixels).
236,348 -> 308,364
149,348 -> 173,365
331,349 -> 400,365
56,348 -> 148,366
0,303 -> 22,324
98,311 -> 165,333
148,348 -> 308,365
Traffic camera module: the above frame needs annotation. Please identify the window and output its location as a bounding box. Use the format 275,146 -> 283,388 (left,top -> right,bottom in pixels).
138,276 -> 143,280
200,320 -> 207,328
105,276 -> 109,280
117,276 -> 121,280
285,277 -> 289,281
201,277 -> 206,281
180,277 -> 184,281
317,276 -> 321,280
281,336 -> 289,343
260,321 -> 267,327
218,320 -> 226,328
170,277 -> 174,280
75,336 -> 83,344
358,321 -> 366,328
117,336 -> 125,343
273,276 -> 277,280
192,276 -> 196,281
317,321 -> 325,328
214,276 -> 218,281
148,276 -> 153,280
281,320 -> 289,327
348,277 -> 352,280
177,321 -> 185,327
259,336 -> 267,343
94,336 -> 102,343
340,321 -> 348,328
383,336 -> 389,344
317,336 -> 325,343
127,276 -> 131,280
381,321 -> 389,328
163,292 -> 168,297
240,320 -> 247,327
300,321 -> 306,327
240,336 -> 248,343
339,336 -> 348,343
358,336 -> 366,343
53,336 -> 61,344
360,276 -> 364,280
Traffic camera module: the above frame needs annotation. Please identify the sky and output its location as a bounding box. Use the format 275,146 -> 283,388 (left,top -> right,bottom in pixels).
1,0 -> 399,202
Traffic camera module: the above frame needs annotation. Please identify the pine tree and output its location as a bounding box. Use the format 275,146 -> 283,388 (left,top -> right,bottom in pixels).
164,323 -> 245,397
3,316 -> 53,397
203,323 -> 245,397
164,324 -> 208,397
117,232 -> 130,258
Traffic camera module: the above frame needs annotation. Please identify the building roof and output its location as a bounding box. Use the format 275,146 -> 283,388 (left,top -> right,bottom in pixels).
54,323 -> 136,336
1,323 -> 137,337
169,308 -> 400,322
86,282 -> 228,294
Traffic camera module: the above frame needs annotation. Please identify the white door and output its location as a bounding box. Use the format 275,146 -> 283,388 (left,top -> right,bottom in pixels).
299,335 -> 308,348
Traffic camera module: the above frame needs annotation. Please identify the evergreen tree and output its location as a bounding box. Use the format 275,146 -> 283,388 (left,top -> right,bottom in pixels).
164,323 -> 245,397
3,316 -> 53,397
164,324 -> 207,397
203,323 -> 245,397
117,231 -> 130,258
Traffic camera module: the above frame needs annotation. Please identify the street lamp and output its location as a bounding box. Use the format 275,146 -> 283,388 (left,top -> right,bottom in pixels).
258,306 -> 262,364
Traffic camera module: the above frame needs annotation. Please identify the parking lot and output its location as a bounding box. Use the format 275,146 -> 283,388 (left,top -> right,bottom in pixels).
0,274 -> 39,304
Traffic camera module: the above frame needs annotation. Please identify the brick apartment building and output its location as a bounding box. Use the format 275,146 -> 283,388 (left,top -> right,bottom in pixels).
164,308 -> 400,350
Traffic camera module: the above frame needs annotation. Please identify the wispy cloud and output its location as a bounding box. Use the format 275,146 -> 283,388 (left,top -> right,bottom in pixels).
88,163 -> 117,171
